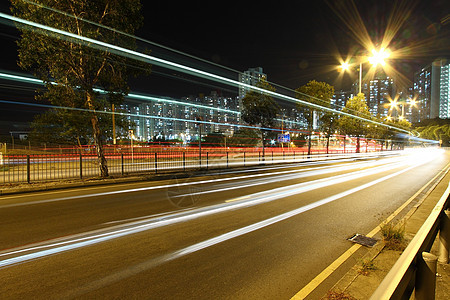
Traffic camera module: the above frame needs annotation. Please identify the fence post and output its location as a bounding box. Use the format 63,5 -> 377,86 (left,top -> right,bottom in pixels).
206,152 -> 209,170
154,152 -> 158,174
121,153 -> 124,175
79,153 -> 83,179
226,152 -> 229,168
439,209 -> 450,263
415,252 -> 437,300
183,152 -> 186,172
26,155 -> 30,183
244,152 -> 246,167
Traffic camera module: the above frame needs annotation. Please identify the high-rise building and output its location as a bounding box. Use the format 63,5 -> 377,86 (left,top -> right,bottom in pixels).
439,63 -> 450,119
414,65 -> 432,122
414,59 -> 450,121
122,92 -> 240,142
353,76 -> 394,117
238,67 -> 267,100
332,90 -> 354,110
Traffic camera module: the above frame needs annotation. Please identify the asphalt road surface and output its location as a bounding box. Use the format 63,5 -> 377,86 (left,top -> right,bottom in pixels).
1,148 -> 449,299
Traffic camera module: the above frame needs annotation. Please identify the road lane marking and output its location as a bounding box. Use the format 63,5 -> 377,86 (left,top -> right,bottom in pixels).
290,160 -> 450,299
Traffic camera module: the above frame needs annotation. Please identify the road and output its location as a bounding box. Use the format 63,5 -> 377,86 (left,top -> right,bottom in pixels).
0,148 -> 449,299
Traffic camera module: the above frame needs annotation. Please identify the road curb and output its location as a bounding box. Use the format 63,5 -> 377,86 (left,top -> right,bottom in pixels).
326,163 -> 450,299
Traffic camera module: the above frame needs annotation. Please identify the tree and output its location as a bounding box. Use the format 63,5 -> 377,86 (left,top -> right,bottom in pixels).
296,80 -> 335,155
202,133 -> 226,147
29,105 -> 132,147
338,93 -> 373,153
241,78 -> 280,159
11,0 -> 150,177
416,123 -> 450,147
228,129 -> 260,147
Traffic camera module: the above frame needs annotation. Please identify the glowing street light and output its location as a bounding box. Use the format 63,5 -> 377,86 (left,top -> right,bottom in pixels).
368,48 -> 390,67
340,62 -> 350,71
339,47 -> 391,94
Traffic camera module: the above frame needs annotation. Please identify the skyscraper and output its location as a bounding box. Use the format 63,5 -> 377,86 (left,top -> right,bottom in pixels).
353,76 -> 394,117
238,67 -> 267,100
414,59 -> 449,121
439,63 -> 450,119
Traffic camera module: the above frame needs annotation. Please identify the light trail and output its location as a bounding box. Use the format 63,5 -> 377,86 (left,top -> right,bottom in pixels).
0,150 -> 435,268
0,12 -> 409,133
56,159 -> 436,298
0,71 -> 239,115
0,152 -> 404,209
0,70 -> 308,129
171,155 -> 410,199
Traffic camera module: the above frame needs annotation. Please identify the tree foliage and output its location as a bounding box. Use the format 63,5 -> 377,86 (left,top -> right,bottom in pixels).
228,129 -> 260,147
338,93 -> 373,153
241,78 -> 280,152
295,80 -> 335,154
416,124 -> 450,146
11,0 -> 149,177
29,105 -> 133,147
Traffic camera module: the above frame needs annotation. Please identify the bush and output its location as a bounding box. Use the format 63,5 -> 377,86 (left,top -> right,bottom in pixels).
380,220 -> 406,250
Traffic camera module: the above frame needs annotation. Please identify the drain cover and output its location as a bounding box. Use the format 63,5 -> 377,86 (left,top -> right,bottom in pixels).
348,234 -> 378,247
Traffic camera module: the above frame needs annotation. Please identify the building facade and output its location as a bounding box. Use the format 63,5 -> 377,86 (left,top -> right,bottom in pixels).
121,92 -> 240,142
353,76 -> 395,117
439,63 -> 450,119
414,59 -> 450,122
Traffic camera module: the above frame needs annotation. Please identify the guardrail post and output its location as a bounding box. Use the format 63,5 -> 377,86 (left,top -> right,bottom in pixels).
26,155 -> 30,183
183,152 -> 186,172
439,209 -> 450,263
206,152 -> 209,170
79,153 -> 83,179
154,152 -> 158,174
415,252 -> 437,300
243,152 -> 246,167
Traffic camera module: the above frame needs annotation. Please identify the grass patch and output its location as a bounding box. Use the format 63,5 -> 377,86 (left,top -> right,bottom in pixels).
358,259 -> 377,276
380,220 -> 406,251
324,290 -> 356,300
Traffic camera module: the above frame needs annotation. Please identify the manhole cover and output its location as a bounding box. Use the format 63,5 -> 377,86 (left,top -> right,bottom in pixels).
348,234 -> 378,247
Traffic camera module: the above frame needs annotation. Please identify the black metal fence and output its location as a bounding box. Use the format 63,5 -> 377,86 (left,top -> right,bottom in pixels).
0,148 -> 383,184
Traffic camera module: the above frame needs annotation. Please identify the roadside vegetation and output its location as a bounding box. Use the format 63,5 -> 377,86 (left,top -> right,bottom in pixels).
380,220 -> 407,250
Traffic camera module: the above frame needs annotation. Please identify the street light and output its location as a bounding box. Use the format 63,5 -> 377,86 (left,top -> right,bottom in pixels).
368,48 -> 390,67
339,47 -> 390,94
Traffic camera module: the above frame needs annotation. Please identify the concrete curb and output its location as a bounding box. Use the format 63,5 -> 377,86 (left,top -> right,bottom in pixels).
326,165 -> 450,299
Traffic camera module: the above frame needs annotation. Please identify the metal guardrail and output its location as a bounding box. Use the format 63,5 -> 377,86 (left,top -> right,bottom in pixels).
370,182 -> 450,300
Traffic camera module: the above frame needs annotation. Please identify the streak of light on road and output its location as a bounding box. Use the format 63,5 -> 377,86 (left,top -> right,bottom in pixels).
0,149 -> 440,269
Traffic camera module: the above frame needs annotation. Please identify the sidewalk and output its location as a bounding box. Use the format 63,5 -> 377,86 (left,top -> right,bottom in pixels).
327,169 -> 450,299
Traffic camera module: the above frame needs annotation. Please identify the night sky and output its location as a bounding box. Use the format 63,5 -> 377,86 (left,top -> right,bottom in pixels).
0,0 -> 449,131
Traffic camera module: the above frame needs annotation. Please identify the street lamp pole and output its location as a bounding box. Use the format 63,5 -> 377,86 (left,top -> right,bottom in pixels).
359,62 -> 362,94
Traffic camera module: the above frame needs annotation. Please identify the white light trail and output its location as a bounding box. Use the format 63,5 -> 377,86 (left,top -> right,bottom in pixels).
49,159 -> 435,297
0,151 -> 434,269
0,153 -> 402,209
0,12 -> 409,133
